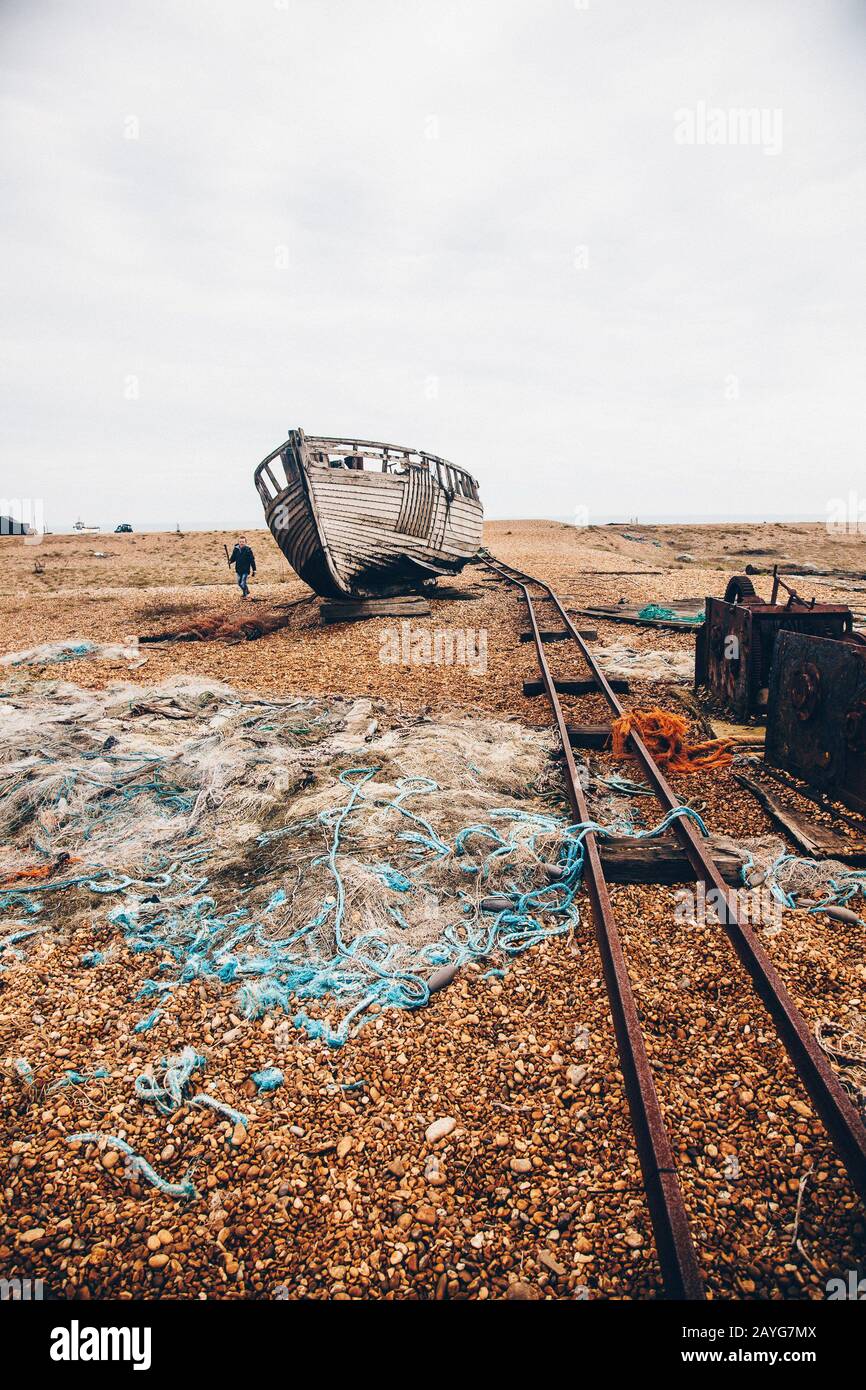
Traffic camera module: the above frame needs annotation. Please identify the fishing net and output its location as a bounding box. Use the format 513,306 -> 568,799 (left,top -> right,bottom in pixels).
0,675 -> 581,1046
0,639 -> 147,668
637,603 -> 704,625
816,1018 -> 866,1119
593,643 -> 693,683
730,834 -> 866,912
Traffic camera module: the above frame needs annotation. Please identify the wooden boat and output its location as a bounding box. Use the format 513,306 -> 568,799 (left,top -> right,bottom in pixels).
254,429 -> 483,598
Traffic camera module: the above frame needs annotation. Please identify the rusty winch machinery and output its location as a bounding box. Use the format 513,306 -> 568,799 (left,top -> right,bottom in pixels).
696,569 -> 855,717
695,568 -> 866,811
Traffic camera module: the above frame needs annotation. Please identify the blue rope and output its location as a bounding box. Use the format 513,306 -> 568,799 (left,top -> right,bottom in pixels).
134,1047 -> 206,1114
136,780 -> 705,1046
66,1133 -> 197,1199
251,1066 -> 283,1092
597,775 -> 656,797
191,1094 -> 248,1127
133,1008 -> 163,1033
48,1067 -> 110,1093
14,1058 -> 34,1087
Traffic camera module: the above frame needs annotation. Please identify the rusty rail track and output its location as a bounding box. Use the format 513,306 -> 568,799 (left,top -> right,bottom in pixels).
483,551 -> 866,1298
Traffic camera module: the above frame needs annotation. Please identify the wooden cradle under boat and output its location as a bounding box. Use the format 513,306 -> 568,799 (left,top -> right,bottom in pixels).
254,429 -> 484,599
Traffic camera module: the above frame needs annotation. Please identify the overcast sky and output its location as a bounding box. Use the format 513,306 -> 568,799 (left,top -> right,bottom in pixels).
2,0 -> 865,530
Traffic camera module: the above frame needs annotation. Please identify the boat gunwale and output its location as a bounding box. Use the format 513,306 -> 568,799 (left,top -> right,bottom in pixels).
254,434 -> 480,491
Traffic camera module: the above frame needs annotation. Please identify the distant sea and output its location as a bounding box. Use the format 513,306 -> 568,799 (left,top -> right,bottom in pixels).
550,513 -> 828,526
47,512 -> 829,534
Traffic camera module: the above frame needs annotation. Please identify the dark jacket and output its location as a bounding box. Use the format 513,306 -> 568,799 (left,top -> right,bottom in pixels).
229,544 -> 256,575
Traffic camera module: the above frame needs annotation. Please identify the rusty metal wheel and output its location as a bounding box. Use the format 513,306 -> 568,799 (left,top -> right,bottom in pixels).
724,575 -> 757,604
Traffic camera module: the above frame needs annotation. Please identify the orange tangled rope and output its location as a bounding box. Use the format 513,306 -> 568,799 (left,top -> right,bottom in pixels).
0,854 -> 77,888
611,707 -> 734,773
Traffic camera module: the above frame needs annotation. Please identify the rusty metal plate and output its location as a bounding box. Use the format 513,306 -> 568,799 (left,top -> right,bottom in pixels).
766,631 -> 866,813
703,599 -> 754,718
700,596 -> 852,718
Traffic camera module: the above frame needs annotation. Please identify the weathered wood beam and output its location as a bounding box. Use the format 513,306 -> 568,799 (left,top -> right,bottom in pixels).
733,772 -> 866,862
597,836 -> 743,884
565,723 -> 611,749
520,629 -> 597,643
321,597 -> 432,623
523,677 -> 630,697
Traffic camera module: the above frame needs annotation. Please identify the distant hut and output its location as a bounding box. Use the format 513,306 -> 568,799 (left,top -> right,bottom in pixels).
0,515 -> 32,536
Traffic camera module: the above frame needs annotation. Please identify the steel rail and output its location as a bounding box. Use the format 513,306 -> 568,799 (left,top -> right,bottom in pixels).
487,557 -> 705,1299
485,552 -> 866,1209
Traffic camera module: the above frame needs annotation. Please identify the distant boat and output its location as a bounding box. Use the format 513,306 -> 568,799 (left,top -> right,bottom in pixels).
255,429 -> 483,598
72,518 -> 101,533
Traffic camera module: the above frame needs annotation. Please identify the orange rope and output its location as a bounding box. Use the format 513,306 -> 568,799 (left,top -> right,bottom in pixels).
1,855 -> 77,887
611,707 -> 734,773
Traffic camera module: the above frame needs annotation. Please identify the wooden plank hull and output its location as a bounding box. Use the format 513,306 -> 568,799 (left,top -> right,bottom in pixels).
255,431 -> 483,598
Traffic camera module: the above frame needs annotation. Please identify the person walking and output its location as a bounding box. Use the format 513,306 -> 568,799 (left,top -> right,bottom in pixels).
227,536 -> 256,598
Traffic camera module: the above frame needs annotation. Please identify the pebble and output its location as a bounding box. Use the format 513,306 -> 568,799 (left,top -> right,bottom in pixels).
425,1116 -> 456,1144
538,1250 -> 566,1275
424,1156 -> 446,1186
506,1280 -> 539,1300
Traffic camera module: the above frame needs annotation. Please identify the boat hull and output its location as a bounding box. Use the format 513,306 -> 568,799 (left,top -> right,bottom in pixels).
255,432 -> 483,599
